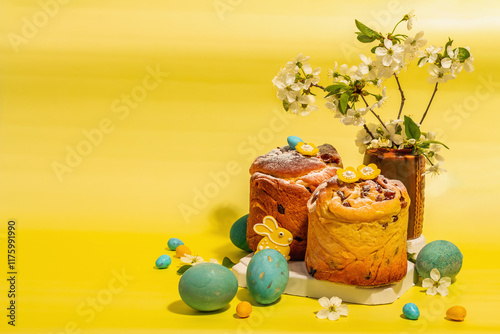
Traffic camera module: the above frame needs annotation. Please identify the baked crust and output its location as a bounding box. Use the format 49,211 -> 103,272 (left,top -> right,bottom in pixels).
247,144 -> 342,260
305,175 -> 410,286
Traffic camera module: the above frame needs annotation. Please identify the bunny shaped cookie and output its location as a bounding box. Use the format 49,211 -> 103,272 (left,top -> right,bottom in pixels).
253,215 -> 293,261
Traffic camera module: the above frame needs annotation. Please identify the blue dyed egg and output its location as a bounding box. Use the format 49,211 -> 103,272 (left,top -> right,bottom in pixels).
155,254 -> 171,269
167,238 -> 184,251
287,136 -> 303,150
230,214 -> 252,252
178,263 -> 238,312
246,249 -> 289,305
403,303 -> 420,320
416,240 -> 463,280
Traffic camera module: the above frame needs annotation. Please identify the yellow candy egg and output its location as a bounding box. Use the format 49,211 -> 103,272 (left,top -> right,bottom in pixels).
446,305 -> 467,321
236,301 -> 252,318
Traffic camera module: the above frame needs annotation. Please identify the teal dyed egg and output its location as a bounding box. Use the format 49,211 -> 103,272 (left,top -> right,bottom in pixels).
230,214 -> 252,252
155,254 -> 171,269
416,240 -> 463,280
287,136 -> 303,150
403,303 -> 420,320
167,238 -> 184,251
246,249 -> 289,305
178,263 -> 238,312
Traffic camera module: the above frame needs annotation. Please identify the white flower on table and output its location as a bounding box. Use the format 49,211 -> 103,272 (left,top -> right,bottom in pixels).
376,39 -> 405,67
180,254 -> 204,266
427,64 -> 455,84
316,296 -> 349,321
422,268 -> 451,296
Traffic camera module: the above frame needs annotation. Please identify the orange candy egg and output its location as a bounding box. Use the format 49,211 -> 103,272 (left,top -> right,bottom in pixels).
236,301 -> 252,318
175,245 -> 191,258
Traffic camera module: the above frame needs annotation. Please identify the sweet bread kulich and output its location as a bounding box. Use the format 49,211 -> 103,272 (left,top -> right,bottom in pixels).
305,172 -> 410,286
247,144 -> 342,260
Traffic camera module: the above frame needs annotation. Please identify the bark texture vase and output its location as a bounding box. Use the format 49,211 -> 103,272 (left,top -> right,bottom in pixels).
363,148 -> 425,240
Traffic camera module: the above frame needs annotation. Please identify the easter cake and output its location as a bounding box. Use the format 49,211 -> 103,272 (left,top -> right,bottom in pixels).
305,169 -> 410,286
247,143 -> 342,260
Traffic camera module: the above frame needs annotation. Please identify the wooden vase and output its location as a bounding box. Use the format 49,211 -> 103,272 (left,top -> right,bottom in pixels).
363,148 -> 425,240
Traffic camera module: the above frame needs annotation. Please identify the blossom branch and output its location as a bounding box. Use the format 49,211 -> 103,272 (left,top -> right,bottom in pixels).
363,124 -> 375,139
361,95 -> 388,131
311,83 -> 326,90
394,73 -> 406,120
420,83 -> 439,125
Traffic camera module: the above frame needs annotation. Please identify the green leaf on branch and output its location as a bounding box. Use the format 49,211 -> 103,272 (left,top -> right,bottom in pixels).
356,32 -> 377,43
177,265 -> 192,275
355,20 -> 378,38
370,46 -> 378,54
456,47 -> 471,62
339,92 -> 349,114
222,257 -> 237,269
325,83 -> 348,96
404,115 -> 421,140
423,140 -> 450,150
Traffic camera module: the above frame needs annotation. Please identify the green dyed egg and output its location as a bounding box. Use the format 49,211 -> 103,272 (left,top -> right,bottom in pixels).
247,249 -> 289,305
178,263 -> 238,312
230,214 -> 252,252
416,240 -> 463,280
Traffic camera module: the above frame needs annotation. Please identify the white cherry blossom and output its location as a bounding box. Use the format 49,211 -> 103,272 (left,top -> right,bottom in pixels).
317,296 -> 349,321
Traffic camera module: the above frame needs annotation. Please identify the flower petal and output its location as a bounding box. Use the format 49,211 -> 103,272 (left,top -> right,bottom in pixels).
316,309 -> 330,319
328,311 -> 340,321
426,286 -> 438,296
318,297 -> 331,308
430,268 -> 441,281
439,277 -> 452,288
437,285 -> 449,296
330,296 -> 342,308
337,304 -> 349,316
384,38 -> 393,49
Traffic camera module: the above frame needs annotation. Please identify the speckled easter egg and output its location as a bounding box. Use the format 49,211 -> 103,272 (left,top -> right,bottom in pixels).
178,263 -> 238,312
230,214 -> 252,252
155,254 -> 171,269
287,136 -> 303,150
246,249 -> 289,305
416,240 -> 463,279
167,238 -> 184,251
403,303 -> 420,320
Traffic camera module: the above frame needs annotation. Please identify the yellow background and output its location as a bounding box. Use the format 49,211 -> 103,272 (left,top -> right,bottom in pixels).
1,0 -> 500,332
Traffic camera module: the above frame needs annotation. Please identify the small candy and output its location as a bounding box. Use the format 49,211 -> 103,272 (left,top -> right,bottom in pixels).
403,303 -> 420,320
175,245 -> 191,258
155,254 -> 172,269
287,136 -> 303,150
446,305 -> 466,321
236,301 -> 252,318
168,238 -> 184,251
